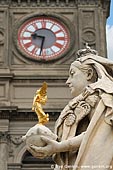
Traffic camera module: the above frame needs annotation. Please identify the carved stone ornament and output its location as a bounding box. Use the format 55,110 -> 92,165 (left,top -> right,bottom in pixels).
10,135 -> 23,145
65,114 -> 76,126
82,30 -> 96,43
74,101 -> 91,123
0,132 -> 10,143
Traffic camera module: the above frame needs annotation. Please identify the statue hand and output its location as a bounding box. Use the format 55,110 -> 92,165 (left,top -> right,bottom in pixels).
26,136 -> 59,159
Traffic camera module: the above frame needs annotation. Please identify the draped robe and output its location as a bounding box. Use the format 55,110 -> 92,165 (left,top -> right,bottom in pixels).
54,89 -> 113,170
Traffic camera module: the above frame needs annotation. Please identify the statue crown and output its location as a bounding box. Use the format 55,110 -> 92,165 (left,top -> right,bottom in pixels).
76,43 -> 98,57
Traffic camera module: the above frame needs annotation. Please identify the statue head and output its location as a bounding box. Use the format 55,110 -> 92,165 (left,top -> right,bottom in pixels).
66,44 -> 113,97
66,60 -> 97,97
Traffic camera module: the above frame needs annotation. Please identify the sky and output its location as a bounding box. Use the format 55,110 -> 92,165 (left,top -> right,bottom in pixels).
106,0 -> 113,60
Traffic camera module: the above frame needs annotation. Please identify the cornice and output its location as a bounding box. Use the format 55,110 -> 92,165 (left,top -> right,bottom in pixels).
0,73 -> 14,79
0,0 -> 110,11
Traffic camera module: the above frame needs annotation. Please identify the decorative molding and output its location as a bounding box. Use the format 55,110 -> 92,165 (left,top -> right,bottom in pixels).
7,163 -> 22,169
0,107 -> 17,119
0,81 -> 11,105
0,0 -> 110,10
0,109 -> 59,121
0,73 -> 14,79
81,11 -> 95,28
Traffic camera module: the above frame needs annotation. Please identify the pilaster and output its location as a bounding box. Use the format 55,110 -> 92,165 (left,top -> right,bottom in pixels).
0,132 -> 9,170
0,119 -> 9,170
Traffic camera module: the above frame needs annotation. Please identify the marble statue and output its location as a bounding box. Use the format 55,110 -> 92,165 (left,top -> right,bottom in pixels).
23,45 -> 113,170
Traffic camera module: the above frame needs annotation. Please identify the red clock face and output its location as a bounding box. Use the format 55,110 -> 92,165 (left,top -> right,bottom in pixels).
18,17 -> 70,61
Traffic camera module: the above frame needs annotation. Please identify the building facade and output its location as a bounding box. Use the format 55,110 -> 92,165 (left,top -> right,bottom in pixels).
0,0 -> 110,170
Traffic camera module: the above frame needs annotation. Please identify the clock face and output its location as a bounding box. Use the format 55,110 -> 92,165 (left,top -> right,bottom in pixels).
18,17 -> 70,61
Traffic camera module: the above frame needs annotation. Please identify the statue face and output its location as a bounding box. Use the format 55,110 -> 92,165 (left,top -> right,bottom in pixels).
66,65 -> 89,97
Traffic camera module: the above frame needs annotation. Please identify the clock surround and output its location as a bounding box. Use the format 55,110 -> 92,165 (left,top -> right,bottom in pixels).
14,13 -> 75,62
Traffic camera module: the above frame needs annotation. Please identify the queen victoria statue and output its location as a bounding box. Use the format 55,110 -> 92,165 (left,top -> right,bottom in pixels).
23,45 -> 113,170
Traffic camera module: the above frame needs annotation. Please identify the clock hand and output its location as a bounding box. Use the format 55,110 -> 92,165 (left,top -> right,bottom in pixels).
31,33 -> 37,39
31,33 -> 45,55
39,36 -> 45,56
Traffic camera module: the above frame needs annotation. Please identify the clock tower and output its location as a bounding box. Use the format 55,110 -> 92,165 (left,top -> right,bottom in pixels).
0,1 -> 110,170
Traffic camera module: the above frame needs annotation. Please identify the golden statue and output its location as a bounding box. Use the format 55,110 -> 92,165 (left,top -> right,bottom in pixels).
22,82 -> 57,149
32,82 -> 49,125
